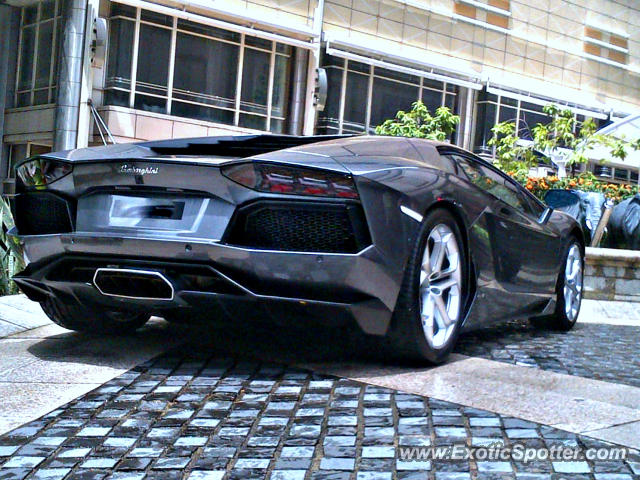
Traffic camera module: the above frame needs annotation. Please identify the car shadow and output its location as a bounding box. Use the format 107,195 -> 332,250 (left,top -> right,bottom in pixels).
24,313 -> 418,371
24,312 -> 569,373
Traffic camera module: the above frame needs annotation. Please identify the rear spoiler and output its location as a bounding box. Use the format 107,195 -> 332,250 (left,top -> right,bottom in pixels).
139,134 -> 356,157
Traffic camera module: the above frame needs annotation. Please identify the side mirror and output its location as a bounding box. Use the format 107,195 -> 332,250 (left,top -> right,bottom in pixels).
538,206 -> 553,224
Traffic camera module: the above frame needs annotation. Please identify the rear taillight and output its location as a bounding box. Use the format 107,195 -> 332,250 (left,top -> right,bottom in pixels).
222,163 -> 359,199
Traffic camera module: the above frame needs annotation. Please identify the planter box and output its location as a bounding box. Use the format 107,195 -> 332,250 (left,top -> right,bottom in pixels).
584,247 -> 640,301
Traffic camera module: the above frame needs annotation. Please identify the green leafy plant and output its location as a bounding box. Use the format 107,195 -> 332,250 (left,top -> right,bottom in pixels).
488,104 -> 635,174
375,101 -> 460,140
0,198 -> 24,296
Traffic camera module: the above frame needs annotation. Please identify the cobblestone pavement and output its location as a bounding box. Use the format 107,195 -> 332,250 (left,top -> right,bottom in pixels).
454,319 -> 640,388
1,350 -> 639,480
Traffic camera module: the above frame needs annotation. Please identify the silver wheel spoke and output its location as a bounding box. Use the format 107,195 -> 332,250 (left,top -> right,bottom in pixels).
434,294 -> 453,327
563,244 -> 583,322
430,241 -> 446,273
432,276 -> 457,291
418,223 -> 462,350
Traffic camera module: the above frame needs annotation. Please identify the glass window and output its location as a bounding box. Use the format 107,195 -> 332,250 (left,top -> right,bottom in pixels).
34,20 -> 53,89
614,168 -> 629,181
16,0 -> 62,107
105,5 -> 293,132
316,64 -> 343,134
473,94 -> 558,152
473,101 -> 497,154
105,18 -> 134,93
141,9 -> 172,26
172,101 -> 234,125
370,76 -> 418,127
318,53 -> 456,135
111,3 -> 136,18
421,88 -> 442,114
23,5 -> 38,25
136,24 -> 171,100
17,25 -> 35,92
177,19 -> 239,42
454,155 -> 529,212
498,105 -> 517,124
271,54 -> 290,121
343,70 -> 368,132
240,48 -> 270,116
173,32 -> 238,111
40,0 -> 55,20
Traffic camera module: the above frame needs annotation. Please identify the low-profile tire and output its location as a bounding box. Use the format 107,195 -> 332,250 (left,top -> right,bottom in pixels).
40,297 -> 149,334
550,238 -> 584,331
387,208 -> 467,364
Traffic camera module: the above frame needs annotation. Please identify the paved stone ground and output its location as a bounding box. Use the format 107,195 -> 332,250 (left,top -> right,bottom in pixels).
0,350 -> 639,480
455,319 -> 640,388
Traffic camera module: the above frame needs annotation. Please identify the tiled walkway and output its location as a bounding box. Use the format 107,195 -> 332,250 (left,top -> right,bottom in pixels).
1,296 -> 639,479
455,319 -> 640,387
0,353 -> 638,480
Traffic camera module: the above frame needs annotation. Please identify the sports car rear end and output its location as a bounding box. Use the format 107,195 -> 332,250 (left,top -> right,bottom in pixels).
8,135 -> 421,336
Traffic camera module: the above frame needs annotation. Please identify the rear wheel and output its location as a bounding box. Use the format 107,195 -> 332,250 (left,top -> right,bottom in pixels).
388,208 -> 467,363
40,297 -> 149,334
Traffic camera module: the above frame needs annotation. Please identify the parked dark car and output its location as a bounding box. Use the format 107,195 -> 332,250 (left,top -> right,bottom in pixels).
9,135 -> 584,363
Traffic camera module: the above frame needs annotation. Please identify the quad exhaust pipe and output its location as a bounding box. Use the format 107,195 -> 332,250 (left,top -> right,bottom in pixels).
93,268 -> 174,301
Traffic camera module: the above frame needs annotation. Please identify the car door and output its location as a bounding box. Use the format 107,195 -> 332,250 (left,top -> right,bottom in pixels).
445,153 -> 562,322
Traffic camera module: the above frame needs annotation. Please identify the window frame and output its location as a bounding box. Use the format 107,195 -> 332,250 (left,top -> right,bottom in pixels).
15,0 -> 62,107
104,6 -> 294,132
317,56 -> 458,135
472,92 -> 606,155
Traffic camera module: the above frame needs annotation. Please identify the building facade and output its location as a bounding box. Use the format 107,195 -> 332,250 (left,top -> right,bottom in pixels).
1,0 -> 639,185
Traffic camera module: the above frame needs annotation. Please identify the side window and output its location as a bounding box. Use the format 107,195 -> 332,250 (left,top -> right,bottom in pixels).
481,168 -> 528,212
452,155 -> 530,212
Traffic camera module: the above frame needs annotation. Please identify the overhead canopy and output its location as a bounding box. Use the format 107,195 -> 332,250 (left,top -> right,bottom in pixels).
324,36 -> 484,91
112,0 -> 317,49
588,114 -> 640,170
486,82 -> 611,120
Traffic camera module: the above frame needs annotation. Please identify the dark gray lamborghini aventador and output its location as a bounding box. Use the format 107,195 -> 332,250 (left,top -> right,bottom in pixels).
9,135 -> 585,362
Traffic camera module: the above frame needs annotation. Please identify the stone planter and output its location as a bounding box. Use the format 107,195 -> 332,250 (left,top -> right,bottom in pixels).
584,247 -> 640,301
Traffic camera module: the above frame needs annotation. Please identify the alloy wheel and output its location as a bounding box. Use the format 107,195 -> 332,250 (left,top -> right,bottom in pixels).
419,223 -> 463,349
563,244 -> 583,322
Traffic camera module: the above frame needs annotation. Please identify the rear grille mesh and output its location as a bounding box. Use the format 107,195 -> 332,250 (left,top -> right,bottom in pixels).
14,192 -> 74,235
225,201 -> 371,253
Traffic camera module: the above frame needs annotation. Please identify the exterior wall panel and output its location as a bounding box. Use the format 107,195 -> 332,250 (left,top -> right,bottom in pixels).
323,0 -> 640,110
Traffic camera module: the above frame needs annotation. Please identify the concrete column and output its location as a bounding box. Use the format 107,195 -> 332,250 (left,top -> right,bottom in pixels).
76,0 -> 100,148
0,5 -> 18,180
54,0 -> 88,151
302,47 -> 319,135
455,87 -> 477,150
288,48 -> 308,136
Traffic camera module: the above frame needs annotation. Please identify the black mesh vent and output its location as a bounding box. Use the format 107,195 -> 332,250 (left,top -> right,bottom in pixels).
225,201 -> 371,253
14,192 -> 74,235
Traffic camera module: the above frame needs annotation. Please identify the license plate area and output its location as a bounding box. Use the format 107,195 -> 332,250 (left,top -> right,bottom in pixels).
76,192 -> 235,239
111,198 -> 186,221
